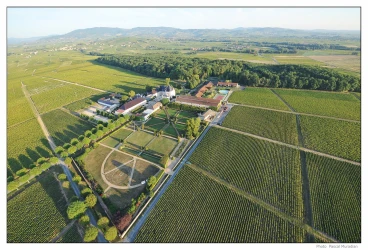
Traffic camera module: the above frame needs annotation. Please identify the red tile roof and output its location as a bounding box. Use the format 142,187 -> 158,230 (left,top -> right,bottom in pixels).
116,97 -> 146,113
176,95 -> 221,107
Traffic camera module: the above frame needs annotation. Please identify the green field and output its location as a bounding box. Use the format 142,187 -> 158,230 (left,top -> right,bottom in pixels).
104,185 -> 146,211
37,62 -> 164,94
273,89 -> 360,120
7,119 -> 53,176
222,106 -> 298,145
84,145 -> 113,189
306,153 -> 361,242
163,124 -> 178,137
189,127 -> 303,218
130,160 -> 161,185
144,117 -> 167,132
29,80 -> 100,114
300,116 -> 360,162
7,166 -> 71,243
228,87 -> 289,110
174,123 -> 187,137
42,109 -> 94,146
135,165 -> 306,243
147,136 -> 178,155
101,128 -> 132,148
126,130 -> 155,149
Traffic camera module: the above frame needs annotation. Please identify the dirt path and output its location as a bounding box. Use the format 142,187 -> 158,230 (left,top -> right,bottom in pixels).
271,89 -> 316,242
42,76 -> 107,93
21,81 -> 107,243
214,125 -> 361,166
229,103 -> 360,123
49,220 -> 76,243
187,163 -> 339,243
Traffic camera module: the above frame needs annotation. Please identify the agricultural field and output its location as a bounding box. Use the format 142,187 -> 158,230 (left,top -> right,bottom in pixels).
228,87 -> 289,111
306,153 -> 361,242
222,105 -> 298,145
189,127 -> 303,218
135,165 -> 306,243
29,80 -> 100,114
101,128 -> 133,148
273,89 -> 360,120
271,55 -> 325,66
7,166 -> 71,243
147,136 -> 178,156
56,225 -> 83,243
7,119 -> 53,176
306,55 -> 360,73
64,95 -> 103,111
300,116 -> 360,162
185,51 -> 276,64
42,109 -> 94,146
37,62 -> 164,94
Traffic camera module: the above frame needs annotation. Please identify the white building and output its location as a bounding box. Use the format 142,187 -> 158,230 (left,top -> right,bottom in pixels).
156,85 -> 176,100
115,97 -> 147,115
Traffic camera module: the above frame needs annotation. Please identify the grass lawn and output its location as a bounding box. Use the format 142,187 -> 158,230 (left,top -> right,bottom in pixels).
147,136 -> 178,156
163,124 -> 178,138
84,144 -> 112,190
177,110 -> 198,120
154,109 -> 168,120
104,162 -> 133,187
140,152 -> 162,165
166,108 -> 179,117
174,123 -> 187,138
103,151 -> 134,173
144,117 -> 167,132
126,130 -> 155,149
42,109 -> 94,146
102,128 -> 132,148
130,160 -> 161,185
104,185 -> 146,211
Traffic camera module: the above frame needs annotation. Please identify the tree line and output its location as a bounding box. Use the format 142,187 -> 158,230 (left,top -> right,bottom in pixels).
96,55 -> 360,92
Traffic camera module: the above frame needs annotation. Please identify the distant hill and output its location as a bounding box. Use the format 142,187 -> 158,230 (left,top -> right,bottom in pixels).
8,26 -> 361,44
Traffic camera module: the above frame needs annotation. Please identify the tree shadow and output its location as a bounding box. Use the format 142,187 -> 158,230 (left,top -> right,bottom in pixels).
18,154 -> 33,169
26,148 -> 41,161
130,164 -> 160,185
35,146 -> 51,158
7,159 -> 22,176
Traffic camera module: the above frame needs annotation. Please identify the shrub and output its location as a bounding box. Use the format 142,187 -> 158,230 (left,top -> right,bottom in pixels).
160,155 -> 169,168
62,181 -> 70,189
37,157 -> 47,165
60,151 -> 69,158
7,176 -> 14,183
79,215 -> 90,227
58,174 -> 67,181
97,217 -> 110,230
49,157 -> 59,165
40,162 -> 51,171
85,194 -> 97,208
72,175 -> 82,183
68,146 -> 77,155
78,135 -> 85,141
104,226 -> 118,241
63,143 -> 71,150
71,138 -> 79,145
64,157 -> 72,165
83,226 -> 99,242
18,173 -> 30,184
29,167 -> 42,177
55,146 -> 64,154
16,168 -> 28,177
29,163 -> 36,169
81,187 -> 93,197
7,180 -> 20,192
67,201 -> 87,219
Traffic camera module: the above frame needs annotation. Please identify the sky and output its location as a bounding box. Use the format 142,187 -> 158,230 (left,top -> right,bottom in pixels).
7,7 -> 360,38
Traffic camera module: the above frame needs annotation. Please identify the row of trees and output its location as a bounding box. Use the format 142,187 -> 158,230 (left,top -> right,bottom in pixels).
96,55 -> 360,92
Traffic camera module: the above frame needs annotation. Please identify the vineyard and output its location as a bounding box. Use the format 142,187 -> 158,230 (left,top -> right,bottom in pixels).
306,153 -> 361,242
30,82 -> 100,114
42,109 -> 94,146
300,115 -> 360,162
56,225 -> 83,243
189,127 -> 303,218
222,105 -> 299,145
228,87 -> 289,110
37,62 -> 164,94
135,165 -> 306,243
272,88 -> 360,120
7,166 -> 71,243
7,119 -> 52,176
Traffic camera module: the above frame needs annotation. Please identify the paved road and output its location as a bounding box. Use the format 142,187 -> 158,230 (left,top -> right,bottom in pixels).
229,103 -> 360,123
214,125 -> 361,166
22,82 -> 107,243
122,124 -> 213,242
